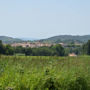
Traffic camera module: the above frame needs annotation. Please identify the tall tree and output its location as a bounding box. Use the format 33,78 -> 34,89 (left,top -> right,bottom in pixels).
25,47 -> 32,56
0,40 -> 5,54
87,40 -> 90,55
5,45 -> 14,55
52,44 -> 65,56
82,40 -> 90,55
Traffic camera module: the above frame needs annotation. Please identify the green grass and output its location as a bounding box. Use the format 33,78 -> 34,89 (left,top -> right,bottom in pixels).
0,55 -> 90,90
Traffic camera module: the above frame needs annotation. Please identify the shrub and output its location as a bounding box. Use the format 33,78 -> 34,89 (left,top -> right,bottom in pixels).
41,77 -> 60,90
67,76 -> 88,90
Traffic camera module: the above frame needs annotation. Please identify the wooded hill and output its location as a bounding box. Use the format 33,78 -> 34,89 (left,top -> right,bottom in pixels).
1,35 -> 90,44
39,35 -> 90,44
0,36 -> 23,44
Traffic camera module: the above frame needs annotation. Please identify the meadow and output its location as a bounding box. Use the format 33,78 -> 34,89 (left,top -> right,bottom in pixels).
0,55 -> 90,90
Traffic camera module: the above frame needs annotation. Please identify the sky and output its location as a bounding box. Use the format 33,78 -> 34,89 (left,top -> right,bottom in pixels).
0,0 -> 90,39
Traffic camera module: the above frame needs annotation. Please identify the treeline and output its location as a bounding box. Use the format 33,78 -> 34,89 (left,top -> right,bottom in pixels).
0,40 -> 65,56
0,40 -> 90,56
82,40 -> 90,55
0,40 -> 14,55
14,44 -> 65,56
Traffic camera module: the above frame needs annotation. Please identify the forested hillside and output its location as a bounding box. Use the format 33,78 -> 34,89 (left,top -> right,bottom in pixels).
0,36 -> 22,44
39,35 -> 90,44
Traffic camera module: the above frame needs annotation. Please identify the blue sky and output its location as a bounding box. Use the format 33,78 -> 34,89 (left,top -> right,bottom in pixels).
0,0 -> 90,39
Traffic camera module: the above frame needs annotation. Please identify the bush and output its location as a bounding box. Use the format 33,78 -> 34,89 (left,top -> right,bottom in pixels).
41,77 -> 60,90
67,76 -> 88,90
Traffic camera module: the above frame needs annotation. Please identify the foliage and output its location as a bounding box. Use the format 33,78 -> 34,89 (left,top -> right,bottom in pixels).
5,44 -> 14,55
82,40 -> 90,55
14,46 -> 25,54
0,41 -> 65,56
1,40 -> 90,56
0,36 -> 23,44
52,44 -> 65,56
39,35 -> 90,44
0,40 -> 5,54
0,56 -> 90,90
67,77 -> 88,90
0,40 -> 14,55
25,47 -> 32,56
65,44 -> 82,55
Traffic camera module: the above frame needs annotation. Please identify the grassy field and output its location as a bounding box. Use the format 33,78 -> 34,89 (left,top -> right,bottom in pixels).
0,55 -> 90,90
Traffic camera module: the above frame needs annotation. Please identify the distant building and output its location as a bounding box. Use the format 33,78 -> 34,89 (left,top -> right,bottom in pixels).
59,43 -> 64,46
11,42 -> 52,48
69,53 -> 77,57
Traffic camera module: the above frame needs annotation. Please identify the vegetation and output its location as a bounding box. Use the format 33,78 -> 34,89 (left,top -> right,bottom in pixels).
82,40 -> 90,55
0,40 -> 14,55
65,44 -> 82,55
1,39 -> 90,56
39,35 -> 90,44
1,35 -> 90,44
0,40 -> 65,56
0,40 -> 90,89
31,45 -> 65,56
0,56 -> 90,90
0,36 -> 23,44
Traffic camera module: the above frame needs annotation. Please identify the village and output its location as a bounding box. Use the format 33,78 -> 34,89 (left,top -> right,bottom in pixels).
11,42 -> 78,56
11,42 -> 54,48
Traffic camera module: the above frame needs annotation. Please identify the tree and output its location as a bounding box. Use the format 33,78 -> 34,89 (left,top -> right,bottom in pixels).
86,40 -> 90,55
82,40 -> 90,55
0,40 -> 5,54
52,44 -> 65,56
25,47 -> 32,56
35,47 -> 52,56
5,45 -> 14,55
14,46 -> 25,54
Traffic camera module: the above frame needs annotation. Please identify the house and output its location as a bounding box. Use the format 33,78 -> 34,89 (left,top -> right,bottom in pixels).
69,53 -> 77,57
11,42 -> 52,48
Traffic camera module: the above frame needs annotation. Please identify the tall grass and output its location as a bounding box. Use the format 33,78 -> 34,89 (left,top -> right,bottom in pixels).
0,55 -> 90,90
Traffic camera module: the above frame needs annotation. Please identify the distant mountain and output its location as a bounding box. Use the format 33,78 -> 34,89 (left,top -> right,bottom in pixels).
20,37 -> 39,41
0,36 -> 23,44
39,35 -> 90,44
1,35 -> 90,44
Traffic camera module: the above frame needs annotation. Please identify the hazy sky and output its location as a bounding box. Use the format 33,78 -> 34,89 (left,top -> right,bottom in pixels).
0,0 -> 90,39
